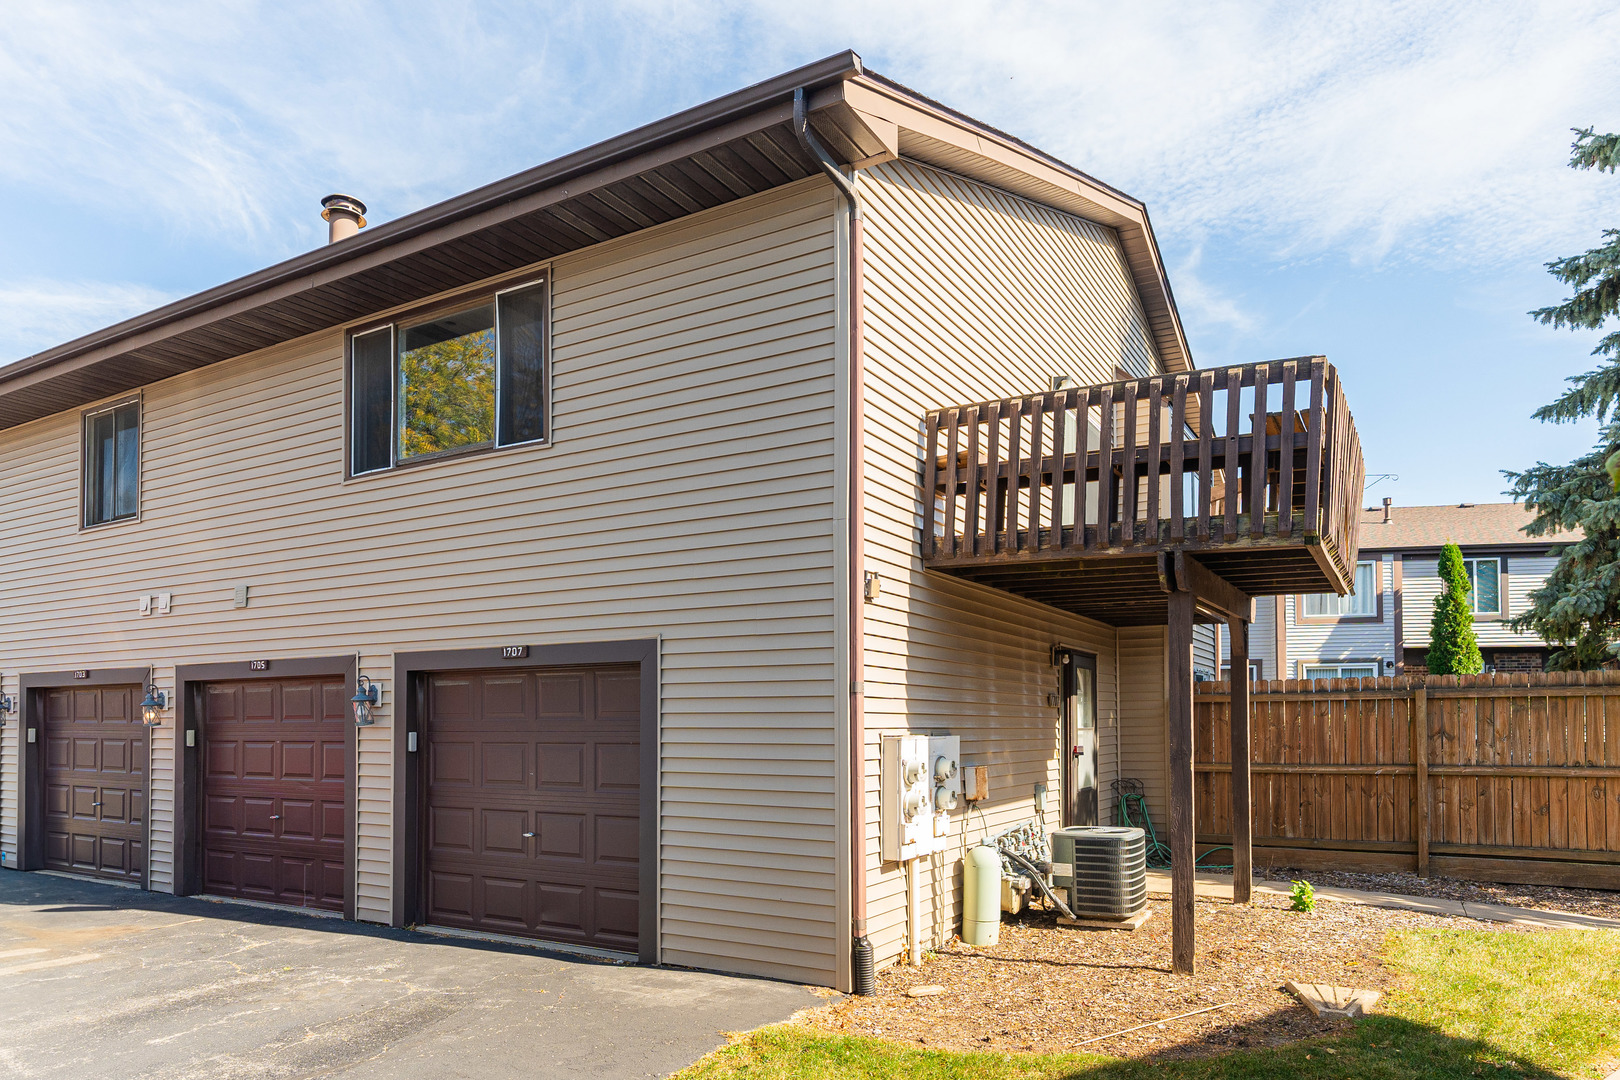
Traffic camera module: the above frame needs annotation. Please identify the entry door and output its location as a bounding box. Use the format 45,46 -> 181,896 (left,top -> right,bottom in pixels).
1062,652 -> 1098,827
423,665 -> 641,951
42,685 -> 146,882
200,678 -> 348,910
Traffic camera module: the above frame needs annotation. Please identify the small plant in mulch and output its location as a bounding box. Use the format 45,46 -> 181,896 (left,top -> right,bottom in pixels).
1290,880 -> 1317,913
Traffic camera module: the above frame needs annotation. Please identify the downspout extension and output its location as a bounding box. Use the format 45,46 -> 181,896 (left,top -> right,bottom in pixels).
794,87 -> 873,995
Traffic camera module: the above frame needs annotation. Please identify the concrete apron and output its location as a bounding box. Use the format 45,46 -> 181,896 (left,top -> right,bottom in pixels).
0,871 -> 820,1080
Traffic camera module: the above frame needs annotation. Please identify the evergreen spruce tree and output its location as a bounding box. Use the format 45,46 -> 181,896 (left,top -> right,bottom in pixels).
1428,543 -> 1484,675
1504,128 -> 1620,669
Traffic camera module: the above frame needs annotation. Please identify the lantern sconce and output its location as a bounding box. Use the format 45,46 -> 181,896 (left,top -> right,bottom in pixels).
140,684 -> 168,727
351,675 -> 382,727
0,688 -> 14,720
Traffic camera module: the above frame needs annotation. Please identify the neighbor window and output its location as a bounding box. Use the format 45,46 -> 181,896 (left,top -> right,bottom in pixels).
83,399 -> 140,527
1303,663 -> 1379,680
350,279 -> 548,475
1301,560 -> 1378,617
1463,557 -> 1502,616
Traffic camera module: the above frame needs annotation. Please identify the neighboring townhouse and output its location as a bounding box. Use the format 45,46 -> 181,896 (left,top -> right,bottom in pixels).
0,53 -> 1364,988
1219,501 -> 1565,680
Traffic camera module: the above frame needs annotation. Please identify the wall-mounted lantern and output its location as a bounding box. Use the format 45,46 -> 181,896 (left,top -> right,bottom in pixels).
140,685 -> 168,726
351,675 -> 381,727
0,687 -> 14,720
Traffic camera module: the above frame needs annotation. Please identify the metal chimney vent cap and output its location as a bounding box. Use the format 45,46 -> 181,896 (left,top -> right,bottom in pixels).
321,194 -> 368,227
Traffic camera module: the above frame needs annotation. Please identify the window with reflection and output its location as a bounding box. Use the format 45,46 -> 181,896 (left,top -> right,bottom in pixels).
350,279 -> 548,475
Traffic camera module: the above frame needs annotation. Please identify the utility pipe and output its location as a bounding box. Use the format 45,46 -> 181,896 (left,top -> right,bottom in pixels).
793,87 -> 872,993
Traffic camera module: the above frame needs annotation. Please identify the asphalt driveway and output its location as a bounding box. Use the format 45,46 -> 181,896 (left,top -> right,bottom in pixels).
0,872 -> 821,1079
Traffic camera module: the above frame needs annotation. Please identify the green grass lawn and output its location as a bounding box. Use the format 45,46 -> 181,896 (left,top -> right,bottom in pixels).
675,929 -> 1620,1080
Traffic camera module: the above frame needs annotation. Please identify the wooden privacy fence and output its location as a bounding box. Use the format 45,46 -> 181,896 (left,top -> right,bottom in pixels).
1194,672 -> 1620,889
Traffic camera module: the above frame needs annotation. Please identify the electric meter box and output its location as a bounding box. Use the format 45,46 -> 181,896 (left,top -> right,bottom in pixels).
881,733 -> 962,860
927,735 -> 961,839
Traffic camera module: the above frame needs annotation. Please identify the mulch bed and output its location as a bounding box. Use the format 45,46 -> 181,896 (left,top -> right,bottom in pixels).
809,893 -> 1526,1059
1256,866 -> 1620,921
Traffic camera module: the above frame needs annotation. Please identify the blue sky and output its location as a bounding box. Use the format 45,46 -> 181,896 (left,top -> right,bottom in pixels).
3,1 -> 1619,506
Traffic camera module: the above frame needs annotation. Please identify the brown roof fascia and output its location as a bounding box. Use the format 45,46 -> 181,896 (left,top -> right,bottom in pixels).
0,50 -> 865,395
1,48 -> 1198,421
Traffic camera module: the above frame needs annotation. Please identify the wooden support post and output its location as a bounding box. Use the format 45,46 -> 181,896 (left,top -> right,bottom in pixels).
1168,587 -> 1197,975
1228,615 -> 1252,904
1414,683 -> 1430,877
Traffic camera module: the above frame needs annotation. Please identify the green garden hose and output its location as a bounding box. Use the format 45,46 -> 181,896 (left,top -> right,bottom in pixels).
1113,788 -> 1235,871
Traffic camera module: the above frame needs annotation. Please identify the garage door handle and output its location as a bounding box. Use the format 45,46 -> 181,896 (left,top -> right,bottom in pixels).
269,815 -> 282,820
522,832 -> 536,838
91,802 -> 102,807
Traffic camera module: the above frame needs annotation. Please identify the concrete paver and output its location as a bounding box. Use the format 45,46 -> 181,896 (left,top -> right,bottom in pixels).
1144,869 -> 1620,930
0,871 -> 820,1080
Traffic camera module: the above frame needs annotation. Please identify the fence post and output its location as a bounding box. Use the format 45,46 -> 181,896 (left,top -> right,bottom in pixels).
1414,680 -> 1430,877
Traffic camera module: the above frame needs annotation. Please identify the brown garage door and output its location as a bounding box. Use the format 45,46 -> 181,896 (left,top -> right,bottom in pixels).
201,677 -> 347,911
42,685 -> 146,882
425,665 -> 641,951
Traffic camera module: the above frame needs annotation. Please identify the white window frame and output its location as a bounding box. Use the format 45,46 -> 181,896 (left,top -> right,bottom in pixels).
1301,560 -> 1379,619
1463,557 -> 1502,616
1302,662 -> 1379,681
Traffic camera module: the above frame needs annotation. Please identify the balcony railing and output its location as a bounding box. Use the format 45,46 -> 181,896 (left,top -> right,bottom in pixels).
921,357 -> 1364,602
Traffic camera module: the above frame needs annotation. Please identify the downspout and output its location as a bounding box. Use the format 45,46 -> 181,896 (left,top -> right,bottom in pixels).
794,87 -> 873,995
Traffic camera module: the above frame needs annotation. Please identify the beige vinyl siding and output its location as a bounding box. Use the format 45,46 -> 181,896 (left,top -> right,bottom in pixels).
1402,554 -> 1550,651
1116,627 -> 1168,828
857,158 -> 1163,967
0,178 -> 842,985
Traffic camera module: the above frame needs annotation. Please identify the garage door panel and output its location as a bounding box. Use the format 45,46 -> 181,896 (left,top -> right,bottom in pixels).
432,807 -> 475,851
596,673 -> 640,718
281,742 -> 315,780
207,740 -> 238,777
594,889 -> 641,944
71,786 -> 98,818
538,813 -> 584,859
594,816 -> 639,866
201,677 -> 347,912
46,783 -> 69,816
102,739 -> 128,772
536,675 -> 584,717
425,665 -> 640,951
482,877 -> 529,928
595,743 -> 639,792
242,684 -> 276,721
481,676 -> 528,718
320,802 -> 346,842
45,737 -> 70,769
321,742 -> 346,780
242,741 -> 276,778
101,788 -> 128,822
73,739 -> 99,770
481,743 -> 527,786
45,832 -> 70,864
481,809 -> 529,855
432,742 -> 474,785
536,743 -> 584,787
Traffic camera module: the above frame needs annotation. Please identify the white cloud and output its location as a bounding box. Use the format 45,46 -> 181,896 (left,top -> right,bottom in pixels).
1,1 -> 1617,278
0,281 -> 175,362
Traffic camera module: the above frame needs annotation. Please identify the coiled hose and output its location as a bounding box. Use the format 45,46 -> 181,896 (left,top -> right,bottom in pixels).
1113,783 -> 1234,872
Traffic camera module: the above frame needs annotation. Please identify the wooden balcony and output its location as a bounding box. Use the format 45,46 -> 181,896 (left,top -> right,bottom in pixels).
921,357 -> 1364,625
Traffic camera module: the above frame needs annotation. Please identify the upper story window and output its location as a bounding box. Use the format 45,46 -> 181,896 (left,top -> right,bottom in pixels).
83,398 -> 140,527
1464,557 -> 1502,616
1302,559 -> 1378,618
350,279 -> 548,476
